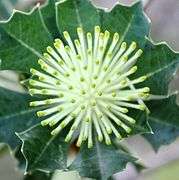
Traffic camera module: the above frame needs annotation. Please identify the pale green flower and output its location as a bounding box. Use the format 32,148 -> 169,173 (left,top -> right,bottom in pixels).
29,26 -> 150,148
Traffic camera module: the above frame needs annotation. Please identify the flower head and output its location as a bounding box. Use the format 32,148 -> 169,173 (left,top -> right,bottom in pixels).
29,26 -> 150,148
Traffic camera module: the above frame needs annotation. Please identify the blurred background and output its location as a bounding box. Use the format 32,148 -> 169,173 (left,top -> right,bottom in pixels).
0,0 -> 179,180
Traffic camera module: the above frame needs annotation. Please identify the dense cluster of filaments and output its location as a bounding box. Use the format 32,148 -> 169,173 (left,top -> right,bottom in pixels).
29,26 -> 150,148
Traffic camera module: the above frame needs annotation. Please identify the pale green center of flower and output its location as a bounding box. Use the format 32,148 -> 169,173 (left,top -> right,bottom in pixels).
29,26 -> 150,148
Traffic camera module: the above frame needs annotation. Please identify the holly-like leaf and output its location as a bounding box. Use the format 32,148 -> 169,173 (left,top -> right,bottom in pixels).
0,1 -> 55,73
134,40 -> 179,150
17,124 -> 69,172
69,138 -> 136,180
135,40 -> 179,95
0,86 -> 38,149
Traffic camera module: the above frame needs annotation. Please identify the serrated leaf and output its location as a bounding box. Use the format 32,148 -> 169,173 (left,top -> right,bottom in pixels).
0,1 -> 55,72
135,40 -> 179,95
134,40 -> 179,149
17,124 -> 69,172
69,138 -> 136,180
0,86 -> 38,149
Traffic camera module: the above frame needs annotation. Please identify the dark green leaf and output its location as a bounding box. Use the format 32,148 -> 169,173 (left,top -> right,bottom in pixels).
99,2 -> 149,47
40,0 -> 59,38
56,0 -> 100,39
14,146 -> 53,180
144,94 -> 179,151
17,124 -> 69,172
0,86 -> 38,149
69,138 -> 136,180
135,40 -> 179,149
136,40 -> 179,95
56,0 -> 149,47
0,2 -> 54,73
